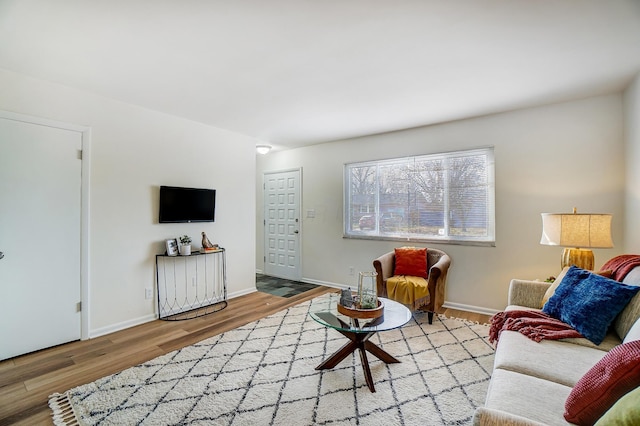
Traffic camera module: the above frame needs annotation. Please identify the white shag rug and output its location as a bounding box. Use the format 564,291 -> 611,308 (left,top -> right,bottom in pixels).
50,297 -> 494,425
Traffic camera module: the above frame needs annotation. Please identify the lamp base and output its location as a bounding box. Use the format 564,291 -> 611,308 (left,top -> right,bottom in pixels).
561,248 -> 594,270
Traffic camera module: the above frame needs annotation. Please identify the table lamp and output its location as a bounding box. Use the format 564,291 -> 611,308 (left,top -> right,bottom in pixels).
540,208 -> 613,270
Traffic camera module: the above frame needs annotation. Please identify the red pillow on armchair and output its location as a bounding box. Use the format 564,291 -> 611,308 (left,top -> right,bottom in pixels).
394,247 -> 428,278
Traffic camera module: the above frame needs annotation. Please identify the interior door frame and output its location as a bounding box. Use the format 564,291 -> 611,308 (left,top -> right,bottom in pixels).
262,167 -> 302,280
1,110 -> 91,340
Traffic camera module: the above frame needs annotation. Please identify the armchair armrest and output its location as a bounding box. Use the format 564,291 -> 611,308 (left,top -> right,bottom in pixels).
507,279 -> 551,309
429,253 -> 451,281
373,251 -> 395,297
428,252 -> 451,311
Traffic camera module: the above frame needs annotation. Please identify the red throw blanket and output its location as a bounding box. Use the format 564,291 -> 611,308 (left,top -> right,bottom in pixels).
601,254 -> 640,282
489,310 -> 583,344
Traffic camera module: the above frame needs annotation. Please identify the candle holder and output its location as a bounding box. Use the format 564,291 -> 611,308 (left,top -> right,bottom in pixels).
358,271 -> 378,309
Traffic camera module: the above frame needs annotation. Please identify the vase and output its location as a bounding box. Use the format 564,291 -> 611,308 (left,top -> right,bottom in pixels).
358,271 -> 378,309
180,244 -> 191,256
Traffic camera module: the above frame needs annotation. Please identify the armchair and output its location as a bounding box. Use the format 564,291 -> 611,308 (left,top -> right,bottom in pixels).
373,248 -> 451,324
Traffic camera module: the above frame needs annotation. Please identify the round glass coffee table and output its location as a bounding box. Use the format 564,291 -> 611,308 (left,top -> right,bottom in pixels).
309,293 -> 412,392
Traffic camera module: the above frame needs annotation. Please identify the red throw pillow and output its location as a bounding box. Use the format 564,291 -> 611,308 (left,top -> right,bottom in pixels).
564,340 -> 640,425
394,247 -> 428,278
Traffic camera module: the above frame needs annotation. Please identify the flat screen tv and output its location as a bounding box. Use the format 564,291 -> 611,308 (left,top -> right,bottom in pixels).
159,186 -> 216,223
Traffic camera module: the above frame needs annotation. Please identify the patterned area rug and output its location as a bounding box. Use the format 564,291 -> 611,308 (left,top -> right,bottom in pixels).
49,297 -> 494,425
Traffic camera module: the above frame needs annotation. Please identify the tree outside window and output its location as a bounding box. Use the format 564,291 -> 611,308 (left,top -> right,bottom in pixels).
344,147 -> 495,245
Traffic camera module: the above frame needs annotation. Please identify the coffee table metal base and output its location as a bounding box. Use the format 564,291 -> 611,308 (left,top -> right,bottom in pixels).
315,329 -> 400,392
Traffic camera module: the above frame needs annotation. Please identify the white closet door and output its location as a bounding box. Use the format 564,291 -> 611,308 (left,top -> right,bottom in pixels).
0,116 -> 82,360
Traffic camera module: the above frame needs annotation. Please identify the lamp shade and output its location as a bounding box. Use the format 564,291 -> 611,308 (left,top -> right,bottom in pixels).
540,212 -> 613,248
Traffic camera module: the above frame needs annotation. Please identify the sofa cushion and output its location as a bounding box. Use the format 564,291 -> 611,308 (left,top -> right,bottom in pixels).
540,266 -> 570,308
603,255 -> 640,282
624,317 -> 640,344
612,264 -> 640,339
393,247 -> 427,278
556,333 -> 620,352
622,266 -> 640,286
614,287 -> 640,341
494,330 -> 608,387
484,368 -> 573,426
564,340 -> 640,425
594,386 -> 640,426
473,407 -> 551,426
542,266 -> 640,345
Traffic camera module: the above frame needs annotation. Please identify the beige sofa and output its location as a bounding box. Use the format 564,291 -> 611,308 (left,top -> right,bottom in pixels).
473,266 -> 640,425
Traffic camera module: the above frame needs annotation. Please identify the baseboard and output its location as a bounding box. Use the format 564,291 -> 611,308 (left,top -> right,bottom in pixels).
228,287 -> 257,299
297,277 -> 348,290
441,301 -> 499,316
89,313 -> 158,339
88,288 -> 259,339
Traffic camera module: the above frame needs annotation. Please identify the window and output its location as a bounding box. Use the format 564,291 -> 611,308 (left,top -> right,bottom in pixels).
344,147 -> 495,245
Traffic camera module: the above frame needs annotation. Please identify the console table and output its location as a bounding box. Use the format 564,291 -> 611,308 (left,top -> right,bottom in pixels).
155,248 -> 227,320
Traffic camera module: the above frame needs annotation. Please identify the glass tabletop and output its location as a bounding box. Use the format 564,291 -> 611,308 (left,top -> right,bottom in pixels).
309,293 -> 412,333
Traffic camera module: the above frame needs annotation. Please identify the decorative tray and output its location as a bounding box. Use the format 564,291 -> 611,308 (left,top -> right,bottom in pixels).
337,299 -> 384,319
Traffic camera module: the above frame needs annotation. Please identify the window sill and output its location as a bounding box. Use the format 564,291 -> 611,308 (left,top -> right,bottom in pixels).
342,233 -> 496,247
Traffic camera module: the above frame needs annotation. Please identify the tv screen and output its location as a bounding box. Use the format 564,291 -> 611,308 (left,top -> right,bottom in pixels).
159,186 -> 216,223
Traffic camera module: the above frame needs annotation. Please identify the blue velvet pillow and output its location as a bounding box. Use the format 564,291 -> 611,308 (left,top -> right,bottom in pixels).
542,266 -> 640,345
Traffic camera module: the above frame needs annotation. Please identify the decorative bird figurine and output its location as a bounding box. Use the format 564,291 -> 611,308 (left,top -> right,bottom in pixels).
201,232 -> 215,249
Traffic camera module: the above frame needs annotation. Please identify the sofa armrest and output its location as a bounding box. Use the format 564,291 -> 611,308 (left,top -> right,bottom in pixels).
473,407 -> 549,426
507,279 -> 551,309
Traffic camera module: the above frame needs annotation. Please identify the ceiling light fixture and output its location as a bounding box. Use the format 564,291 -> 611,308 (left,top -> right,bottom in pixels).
256,144 -> 272,155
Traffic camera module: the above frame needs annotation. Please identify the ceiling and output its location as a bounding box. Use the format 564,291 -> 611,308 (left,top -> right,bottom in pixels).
1,1 -> 640,151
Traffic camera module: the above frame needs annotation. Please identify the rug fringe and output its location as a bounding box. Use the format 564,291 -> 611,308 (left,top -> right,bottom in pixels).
49,392 -> 81,426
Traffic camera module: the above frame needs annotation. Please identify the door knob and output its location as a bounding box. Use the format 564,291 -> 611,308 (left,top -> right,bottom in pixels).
0,252 -> 4,260
294,230 -> 299,234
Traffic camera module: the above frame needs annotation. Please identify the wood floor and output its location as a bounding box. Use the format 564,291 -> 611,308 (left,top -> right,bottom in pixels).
0,287 -> 490,425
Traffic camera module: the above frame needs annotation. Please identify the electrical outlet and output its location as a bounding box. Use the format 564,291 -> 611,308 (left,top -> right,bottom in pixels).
349,266 -> 355,276
145,288 -> 153,299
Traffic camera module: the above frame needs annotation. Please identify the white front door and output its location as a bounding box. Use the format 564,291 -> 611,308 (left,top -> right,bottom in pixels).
263,169 -> 301,280
0,114 -> 83,360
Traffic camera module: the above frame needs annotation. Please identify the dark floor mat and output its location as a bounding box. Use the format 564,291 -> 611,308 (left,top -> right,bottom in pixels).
256,273 -> 319,297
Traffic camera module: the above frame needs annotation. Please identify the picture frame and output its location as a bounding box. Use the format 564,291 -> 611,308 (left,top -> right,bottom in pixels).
165,238 -> 179,256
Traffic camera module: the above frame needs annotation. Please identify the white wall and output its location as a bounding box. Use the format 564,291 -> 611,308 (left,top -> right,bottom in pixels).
0,69 -> 257,336
624,72 -> 640,253
256,94 -> 626,313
